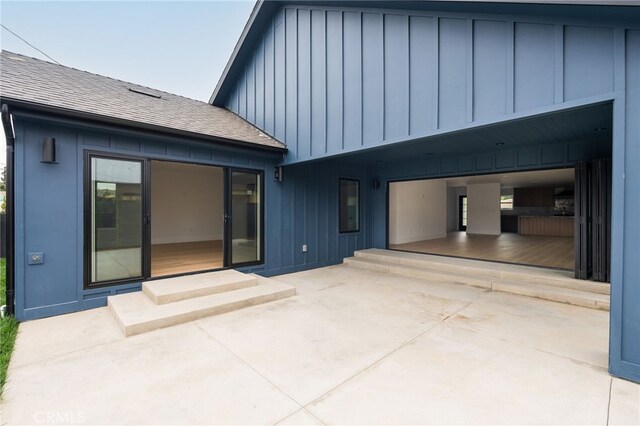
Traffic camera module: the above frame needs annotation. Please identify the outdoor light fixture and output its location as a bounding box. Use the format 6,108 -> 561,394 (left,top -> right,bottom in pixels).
274,166 -> 283,182
372,177 -> 381,190
41,137 -> 56,163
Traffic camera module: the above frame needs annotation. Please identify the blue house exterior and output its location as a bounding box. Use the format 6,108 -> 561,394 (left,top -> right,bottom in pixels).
1,0 -> 639,384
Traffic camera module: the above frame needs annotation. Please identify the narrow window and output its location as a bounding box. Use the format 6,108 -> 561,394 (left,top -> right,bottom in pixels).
339,179 -> 359,233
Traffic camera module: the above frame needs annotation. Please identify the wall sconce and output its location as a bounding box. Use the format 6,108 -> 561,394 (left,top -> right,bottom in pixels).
41,137 -> 56,163
274,166 -> 283,182
372,177 -> 381,190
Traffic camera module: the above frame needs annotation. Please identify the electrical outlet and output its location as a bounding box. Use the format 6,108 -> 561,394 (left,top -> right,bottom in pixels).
28,252 -> 44,265
302,244 -> 308,253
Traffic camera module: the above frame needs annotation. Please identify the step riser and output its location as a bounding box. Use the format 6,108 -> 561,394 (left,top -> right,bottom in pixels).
493,282 -> 610,311
499,271 -> 609,295
112,288 -> 296,337
346,253 -> 609,311
142,277 -> 258,305
354,250 -> 610,295
354,251 -> 499,278
344,258 -> 493,290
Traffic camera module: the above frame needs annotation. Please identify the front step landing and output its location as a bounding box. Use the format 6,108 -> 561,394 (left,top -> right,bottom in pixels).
109,272 -> 295,337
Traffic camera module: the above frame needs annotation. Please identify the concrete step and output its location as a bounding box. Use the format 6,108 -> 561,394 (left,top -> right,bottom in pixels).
354,249 -> 609,295
109,276 -> 296,337
348,249 -> 610,311
143,269 -> 258,304
343,257 -> 494,290
493,279 -> 610,311
354,249 -> 499,278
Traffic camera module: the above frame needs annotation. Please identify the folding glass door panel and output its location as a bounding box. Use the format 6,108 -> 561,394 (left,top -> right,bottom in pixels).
229,170 -> 263,266
88,156 -> 144,286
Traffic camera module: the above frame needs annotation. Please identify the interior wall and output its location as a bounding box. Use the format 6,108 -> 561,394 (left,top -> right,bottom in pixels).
467,183 -> 501,235
151,162 -> 224,245
447,187 -> 467,232
389,179 -> 447,244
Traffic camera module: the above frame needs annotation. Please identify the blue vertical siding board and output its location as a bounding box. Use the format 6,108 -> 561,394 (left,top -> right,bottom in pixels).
306,169 -> 318,264
438,18 -> 468,129
473,20 -> 508,121
238,73 -> 247,118
285,8 -> 298,158
326,10 -> 343,154
409,15 -> 435,135
255,40 -> 265,130
362,12 -> 384,145
297,9 -> 312,159
246,57 -> 256,124
274,10 -> 286,141
564,26 -> 615,101
311,10 -> 327,157
383,14 -> 409,140
343,11 -> 363,150
616,29 -> 640,377
514,23 -> 555,112
505,21 -> 515,114
554,25 -> 564,104
264,24 -> 275,136
294,169 -> 306,265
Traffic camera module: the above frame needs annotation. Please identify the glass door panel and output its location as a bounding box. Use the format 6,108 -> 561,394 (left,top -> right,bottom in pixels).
89,157 -> 144,284
230,170 -> 262,265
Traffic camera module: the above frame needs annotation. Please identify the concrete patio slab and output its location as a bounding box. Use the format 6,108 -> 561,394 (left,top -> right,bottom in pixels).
2,264 -> 637,425
197,267 -> 486,405
308,324 -> 612,425
609,378 -> 640,425
8,307 -> 122,368
276,408 -> 324,425
2,323 -> 299,425
445,291 -> 610,368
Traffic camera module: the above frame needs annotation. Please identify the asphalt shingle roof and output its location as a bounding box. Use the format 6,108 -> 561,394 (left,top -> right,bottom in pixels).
0,51 -> 285,150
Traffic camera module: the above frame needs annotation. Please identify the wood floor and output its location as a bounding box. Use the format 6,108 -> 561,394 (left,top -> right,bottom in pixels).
390,232 -> 574,270
151,240 -> 223,277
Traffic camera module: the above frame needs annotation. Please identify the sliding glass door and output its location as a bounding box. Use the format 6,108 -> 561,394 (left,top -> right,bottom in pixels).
86,154 -> 264,286
87,156 -> 144,286
229,170 -> 263,266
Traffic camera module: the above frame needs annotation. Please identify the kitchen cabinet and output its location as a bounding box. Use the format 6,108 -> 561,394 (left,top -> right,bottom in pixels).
513,187 -> 555,208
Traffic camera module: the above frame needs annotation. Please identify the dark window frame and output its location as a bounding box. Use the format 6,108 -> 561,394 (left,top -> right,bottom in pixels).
84,151 -> 266,289
83,151 -> 148,289
339,178 -> 360,234
226,167 -> 266,268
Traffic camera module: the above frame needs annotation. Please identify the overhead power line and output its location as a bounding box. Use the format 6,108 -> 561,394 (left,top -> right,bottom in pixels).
1,24 -> 61,65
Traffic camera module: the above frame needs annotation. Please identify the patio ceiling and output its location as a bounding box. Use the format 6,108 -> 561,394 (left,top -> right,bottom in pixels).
341,101 -> 612,165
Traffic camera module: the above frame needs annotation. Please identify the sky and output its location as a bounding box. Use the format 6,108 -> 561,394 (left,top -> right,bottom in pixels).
0,0 -> 257,166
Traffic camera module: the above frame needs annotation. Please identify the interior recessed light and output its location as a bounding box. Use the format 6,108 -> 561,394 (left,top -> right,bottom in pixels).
496,142 -> 504,146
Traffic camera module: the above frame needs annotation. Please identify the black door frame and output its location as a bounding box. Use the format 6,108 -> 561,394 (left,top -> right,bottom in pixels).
84,152 -> 265,288
458,195 -> 467,231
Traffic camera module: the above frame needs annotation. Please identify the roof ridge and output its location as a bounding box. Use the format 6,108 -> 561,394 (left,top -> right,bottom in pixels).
0,49 -> 211,105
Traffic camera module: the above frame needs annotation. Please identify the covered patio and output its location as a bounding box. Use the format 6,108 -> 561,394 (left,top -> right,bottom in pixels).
2,264 -> 637,425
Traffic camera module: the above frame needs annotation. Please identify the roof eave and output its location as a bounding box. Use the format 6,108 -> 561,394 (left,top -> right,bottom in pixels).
210,0 -> 281,106
1,97 -> 287,153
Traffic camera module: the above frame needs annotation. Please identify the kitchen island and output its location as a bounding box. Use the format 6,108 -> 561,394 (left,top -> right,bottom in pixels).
518,216 -> 574,237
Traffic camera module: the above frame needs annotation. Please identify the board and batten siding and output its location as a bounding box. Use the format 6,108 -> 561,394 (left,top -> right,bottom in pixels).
224,6 -> 621,164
